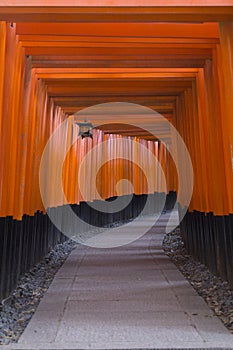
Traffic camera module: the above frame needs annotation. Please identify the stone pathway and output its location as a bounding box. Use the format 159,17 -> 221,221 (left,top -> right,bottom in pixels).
7,212 -> 233,349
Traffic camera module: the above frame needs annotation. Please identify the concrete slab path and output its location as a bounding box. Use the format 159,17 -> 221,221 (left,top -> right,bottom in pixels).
9,212 -> 233,349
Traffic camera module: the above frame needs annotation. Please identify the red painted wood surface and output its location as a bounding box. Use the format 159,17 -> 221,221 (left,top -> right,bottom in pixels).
0,7 -> 232,219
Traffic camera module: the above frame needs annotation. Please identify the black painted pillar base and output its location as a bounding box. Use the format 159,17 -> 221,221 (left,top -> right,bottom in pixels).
180,211 -> 233,288
0,212 -> 67,302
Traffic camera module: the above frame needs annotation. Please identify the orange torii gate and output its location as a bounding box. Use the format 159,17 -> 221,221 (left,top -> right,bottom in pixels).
0,1 -> 232,299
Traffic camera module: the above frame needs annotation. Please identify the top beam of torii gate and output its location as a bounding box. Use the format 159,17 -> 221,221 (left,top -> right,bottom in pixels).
0,0 -> 232,23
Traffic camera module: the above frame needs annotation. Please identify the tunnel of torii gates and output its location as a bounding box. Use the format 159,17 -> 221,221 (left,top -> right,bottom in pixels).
0,1 -> 232,301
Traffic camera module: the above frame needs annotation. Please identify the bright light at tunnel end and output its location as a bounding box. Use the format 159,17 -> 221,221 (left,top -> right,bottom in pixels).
39,102 -> 194,249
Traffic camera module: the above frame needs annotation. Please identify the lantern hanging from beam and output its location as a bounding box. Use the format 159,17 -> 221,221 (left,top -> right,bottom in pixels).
74,119 -> 94,139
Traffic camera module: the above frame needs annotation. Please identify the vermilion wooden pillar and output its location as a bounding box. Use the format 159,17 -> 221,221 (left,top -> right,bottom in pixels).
218,22 -> 233,214
0,22 -> 6,215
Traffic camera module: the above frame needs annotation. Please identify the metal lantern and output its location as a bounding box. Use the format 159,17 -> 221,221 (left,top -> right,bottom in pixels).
74,120 -> 94,139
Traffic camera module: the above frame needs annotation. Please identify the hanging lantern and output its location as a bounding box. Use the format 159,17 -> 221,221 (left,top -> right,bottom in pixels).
74,120 -> 94,139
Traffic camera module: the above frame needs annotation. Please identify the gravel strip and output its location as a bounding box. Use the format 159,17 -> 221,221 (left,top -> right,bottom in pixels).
0,239 -> 77,345
163,227 -> 233,333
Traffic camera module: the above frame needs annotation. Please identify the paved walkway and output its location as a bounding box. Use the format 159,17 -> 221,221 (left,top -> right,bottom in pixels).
9,212 -> 233,349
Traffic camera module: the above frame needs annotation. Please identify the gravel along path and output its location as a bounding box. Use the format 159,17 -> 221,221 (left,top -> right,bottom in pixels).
0,239 -> 77,345
163,227 -> 233,334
